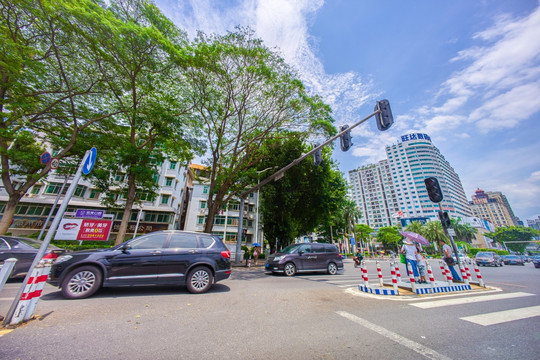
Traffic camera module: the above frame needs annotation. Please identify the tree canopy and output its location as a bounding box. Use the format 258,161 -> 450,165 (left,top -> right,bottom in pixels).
485,226 -> 540,253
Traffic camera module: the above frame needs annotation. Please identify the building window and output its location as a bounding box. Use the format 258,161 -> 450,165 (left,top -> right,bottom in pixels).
165,177 -> 173,186
161,195 -> 170,205
200,201 -> 207,209
203,186 -> 209,194
170,161 -> 177,170
31,185 -> 41,195
74,185 -> 86,197
89,189 -> 100,199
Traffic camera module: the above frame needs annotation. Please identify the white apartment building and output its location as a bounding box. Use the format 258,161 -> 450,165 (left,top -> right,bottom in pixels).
386,133 -> 471,219
349,133 -> 472,230
349,160 -> 400,230
0,158 -> 191,239
182,167 -> 261,248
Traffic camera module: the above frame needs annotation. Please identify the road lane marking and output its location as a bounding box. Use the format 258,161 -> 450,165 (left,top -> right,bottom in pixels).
460,305 -> 540,326
0,329 -> 14,337
410,292 -> 535,309
336,311 -> 452,360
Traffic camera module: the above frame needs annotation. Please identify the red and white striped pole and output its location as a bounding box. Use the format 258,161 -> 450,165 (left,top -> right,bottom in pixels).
472,261 -> 485,287
458,260 -> 469,285
394,262 -> 402,283
361,261 -> 369,287
408,267 -> 417,292
376,261 -> 383,287
10,266 -> 40,324
23,258 -> 54,321
465,263 -> 472,282
426,260 -> 435,287
390,261 -> 398,293
442,261 -> 453,286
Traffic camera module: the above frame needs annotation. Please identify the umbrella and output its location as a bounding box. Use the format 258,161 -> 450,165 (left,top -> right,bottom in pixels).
251,243 -> 261,247
400,231 -> 430,246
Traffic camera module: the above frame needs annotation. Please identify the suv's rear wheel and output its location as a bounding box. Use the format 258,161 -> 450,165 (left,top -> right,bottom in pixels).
284,262 -> 296,276
186,266 -> 213,294
327,262 -> 338,275
61,265 -> 102,299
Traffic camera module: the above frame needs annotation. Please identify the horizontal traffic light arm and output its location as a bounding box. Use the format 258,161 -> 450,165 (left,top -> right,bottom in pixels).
243,107 -> 383,197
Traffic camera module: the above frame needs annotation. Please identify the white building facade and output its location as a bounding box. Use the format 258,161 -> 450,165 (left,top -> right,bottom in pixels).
349,133 -> 472,230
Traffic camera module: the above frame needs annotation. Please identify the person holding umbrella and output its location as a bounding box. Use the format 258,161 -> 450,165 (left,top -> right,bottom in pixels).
252,243 -> 261,265
401,238 -> 419,282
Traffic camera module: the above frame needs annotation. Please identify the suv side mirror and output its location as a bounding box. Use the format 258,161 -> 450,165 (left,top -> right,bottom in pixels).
298,250 -> 304,256
121,244 -> 131,253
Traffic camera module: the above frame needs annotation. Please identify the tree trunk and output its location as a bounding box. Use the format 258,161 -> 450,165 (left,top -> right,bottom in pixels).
114,172 -> 137,245
0,195 -> 21,235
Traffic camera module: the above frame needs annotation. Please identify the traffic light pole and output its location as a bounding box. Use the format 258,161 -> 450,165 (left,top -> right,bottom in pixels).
234,108 -> 383,264
438,203 -> 466,278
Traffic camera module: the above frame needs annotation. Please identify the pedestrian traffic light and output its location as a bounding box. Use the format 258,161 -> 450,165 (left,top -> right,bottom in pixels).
313,146 -> 322,166
340,125 -> 352,152
374,99 -> 394,131
424,177 -> 444,203
439,211 -> 451,229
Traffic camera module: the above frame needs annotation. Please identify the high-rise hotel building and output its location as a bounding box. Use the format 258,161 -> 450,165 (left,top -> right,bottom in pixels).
349,133 -> 472,229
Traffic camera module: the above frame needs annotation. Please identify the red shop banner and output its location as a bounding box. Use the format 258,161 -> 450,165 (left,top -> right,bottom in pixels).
77,219 -> 113,241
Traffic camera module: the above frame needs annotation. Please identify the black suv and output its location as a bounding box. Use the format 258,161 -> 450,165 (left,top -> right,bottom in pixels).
48,230 -> 231,299
265,243 -> 343,276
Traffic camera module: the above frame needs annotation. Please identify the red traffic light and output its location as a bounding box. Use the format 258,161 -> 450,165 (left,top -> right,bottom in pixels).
424,177 -> 443,203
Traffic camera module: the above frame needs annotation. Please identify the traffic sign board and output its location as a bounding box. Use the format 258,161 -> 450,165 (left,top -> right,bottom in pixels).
50,157 -> 60,169
83,147 -> 97,175
40,152 -> 51,165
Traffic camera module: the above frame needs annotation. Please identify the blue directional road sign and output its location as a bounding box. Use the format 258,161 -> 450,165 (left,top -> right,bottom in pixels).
82,147 -> 97,175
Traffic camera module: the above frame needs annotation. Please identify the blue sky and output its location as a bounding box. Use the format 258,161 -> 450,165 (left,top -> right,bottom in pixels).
155,0 -> 540,223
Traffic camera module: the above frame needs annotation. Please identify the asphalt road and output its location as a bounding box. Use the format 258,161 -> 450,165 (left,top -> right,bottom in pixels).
1,259 -> 539,360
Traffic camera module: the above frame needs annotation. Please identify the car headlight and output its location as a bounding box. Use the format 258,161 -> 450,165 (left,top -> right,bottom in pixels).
55,255 -> 73,264
273,255 -> 285,261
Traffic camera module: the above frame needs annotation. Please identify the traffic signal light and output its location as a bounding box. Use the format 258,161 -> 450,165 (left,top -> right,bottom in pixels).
340,125 -> 352,151
374,99 -> 394,131
424,177 -> 444,203
313,146 -> 322,166
439,211 -> 451,229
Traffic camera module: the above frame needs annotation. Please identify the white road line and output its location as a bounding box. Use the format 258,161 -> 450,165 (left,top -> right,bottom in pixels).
460,305 -> 540,326
336,311 -> 452,360
411,292 -> 535,309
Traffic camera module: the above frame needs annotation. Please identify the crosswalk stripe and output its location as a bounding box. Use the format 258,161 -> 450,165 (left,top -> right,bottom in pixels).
460,305 -> 540,326
410,292 -> 535,309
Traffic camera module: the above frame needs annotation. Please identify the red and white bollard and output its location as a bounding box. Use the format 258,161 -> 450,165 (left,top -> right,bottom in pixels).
394,262 -> 402,283
24,258 -> 54,321
390,262 -> 398,293
11,266 -> 40,324
442,261 -> 453,286
458,261 -> 469,285
472,261 -> 485,287
361,261 -> 369,287
426,260 -> 435,287
376,261 -> 383,287
408,267 -> 417,293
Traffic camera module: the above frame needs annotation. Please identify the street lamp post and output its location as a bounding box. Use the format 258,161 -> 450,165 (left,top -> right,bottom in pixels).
254,167 -> 277,247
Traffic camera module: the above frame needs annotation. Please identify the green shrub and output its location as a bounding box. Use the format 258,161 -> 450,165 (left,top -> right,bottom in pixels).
469,248 -> 509,256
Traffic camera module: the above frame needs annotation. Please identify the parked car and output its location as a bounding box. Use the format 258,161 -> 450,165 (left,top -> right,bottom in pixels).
265,242 -> 343,276
533,255 -> 540,269
504,254 -> 525,266
47,230 -> 231,299
452,252 -> 472,264
475,251 -> 503,267
0,236 -> 66,279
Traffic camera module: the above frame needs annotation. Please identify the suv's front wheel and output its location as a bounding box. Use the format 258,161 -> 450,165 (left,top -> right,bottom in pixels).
186,266 -> 213,294
61,265 -> 102,299
284,262 -> 296,276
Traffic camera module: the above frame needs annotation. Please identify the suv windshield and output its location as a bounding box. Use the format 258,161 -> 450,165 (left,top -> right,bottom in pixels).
279,244 -> 302,254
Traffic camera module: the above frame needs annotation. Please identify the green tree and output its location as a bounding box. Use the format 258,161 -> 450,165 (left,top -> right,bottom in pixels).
485,226 -> 540,253
355,223 -> 374,252
259,135 -> 346,253
376,226 -> 402,252
185,28 -> 334,234
0,0 -> 122,234
422,221 -> 448,247
404,221 -> 424,235
80,0 -> 196,244
451,218 -> 478,244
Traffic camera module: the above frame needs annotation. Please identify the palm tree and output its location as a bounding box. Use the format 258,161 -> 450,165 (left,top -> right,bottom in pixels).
405,221 -> 424,235
423,221 -> 448,250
